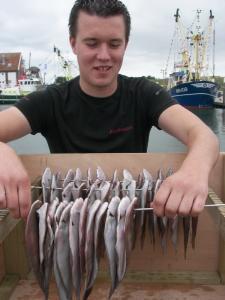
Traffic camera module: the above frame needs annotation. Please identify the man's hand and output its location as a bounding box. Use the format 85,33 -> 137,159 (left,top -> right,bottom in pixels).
153,104 -> 219,218
0,143 -> 31,219
151,169 -> 208,217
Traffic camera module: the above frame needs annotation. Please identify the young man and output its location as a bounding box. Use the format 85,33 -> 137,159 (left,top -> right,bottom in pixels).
0,0 -> 219,219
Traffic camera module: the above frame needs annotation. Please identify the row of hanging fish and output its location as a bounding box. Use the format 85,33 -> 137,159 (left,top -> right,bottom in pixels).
25,167 -> 199,300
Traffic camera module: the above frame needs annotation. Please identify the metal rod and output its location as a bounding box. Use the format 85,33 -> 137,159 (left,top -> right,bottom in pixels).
31,185 -> 145,192
134,204 -> 225,211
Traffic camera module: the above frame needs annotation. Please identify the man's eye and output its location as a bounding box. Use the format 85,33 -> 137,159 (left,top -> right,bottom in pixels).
86,41 -> 97,47
110,42 -> 121,48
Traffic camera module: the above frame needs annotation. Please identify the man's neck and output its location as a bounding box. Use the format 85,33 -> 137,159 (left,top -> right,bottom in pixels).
79,79 -> 118,98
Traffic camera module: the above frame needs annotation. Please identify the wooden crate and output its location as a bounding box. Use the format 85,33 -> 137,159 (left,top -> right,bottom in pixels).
0,152 -> 225,298
20,153 -> 225,283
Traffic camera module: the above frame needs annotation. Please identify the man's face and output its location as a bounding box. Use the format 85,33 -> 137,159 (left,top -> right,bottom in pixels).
70,11 -> 127,97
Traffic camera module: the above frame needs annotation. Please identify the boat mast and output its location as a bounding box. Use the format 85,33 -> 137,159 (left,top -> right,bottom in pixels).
193,10 -> 202,81
212,10 -> 216,78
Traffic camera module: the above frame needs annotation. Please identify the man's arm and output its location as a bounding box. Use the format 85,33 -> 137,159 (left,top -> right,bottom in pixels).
152,104 -> 219,217
0,107 -> 32,218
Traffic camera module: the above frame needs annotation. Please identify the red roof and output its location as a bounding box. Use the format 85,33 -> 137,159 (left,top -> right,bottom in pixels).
0,52 -> 22,72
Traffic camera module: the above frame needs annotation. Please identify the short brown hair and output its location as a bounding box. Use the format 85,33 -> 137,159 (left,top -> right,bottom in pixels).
68,0 -> 131,42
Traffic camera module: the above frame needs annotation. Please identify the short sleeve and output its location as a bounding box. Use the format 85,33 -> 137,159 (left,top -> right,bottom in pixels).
14,88 -> 54,135
141,79 -> 178,128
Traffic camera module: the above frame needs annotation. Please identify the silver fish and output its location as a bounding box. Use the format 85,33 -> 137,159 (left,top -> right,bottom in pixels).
170,215 -> 179,253
63,169 -> 75,189
79,197 -> 89,281
62,181 -> 73,202
74,168 -> 83,187
124,197 -> 138,257
25,200 -> 43,292
50,172 -> 62,202
183,216 -> 191,259
42,215 -> 55,299
37,202 -> 48,267
154,170 -> 167,254
104,196 -> 120,299
191,216 -> 198,249
83,199 -> 101,300
42,167 -> 52,203
54,202 -> 73,300
86,202 -> 108,295
69,198 -> 84,300
47,197 -> 59,227
116,196 -> 131,283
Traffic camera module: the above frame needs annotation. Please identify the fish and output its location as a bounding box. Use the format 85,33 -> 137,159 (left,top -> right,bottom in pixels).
140,176 -> 149,249
84,202 -> 108,299
41,197 -> 60,299
183,216 -> 191,259
191,216 -> 198,249
124,197 -> 138,257
42,167 -> 52,203
123,169 -> 136,201
154,169 -> 168,254
42,215 -> 55,299
83,199 -> 101,300
74,168 -> 83,187
25,199 -> 43,292
63,169 -> 75,189
69,198 -> 84,300
47,197 -> 59,227
104,196 -> 120,299
37,202 -> 48,267
72,182 -> 86,200
79,197 -> 89,282
62,181 -> 74,202
54,202 -> 73,300
116,196 -> 131,283
170,215 -> 179,253
50,172 -> 62,202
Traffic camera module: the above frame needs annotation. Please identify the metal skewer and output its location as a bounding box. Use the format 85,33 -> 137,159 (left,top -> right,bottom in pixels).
134,204 -> 225,211
31,185 -> 145,192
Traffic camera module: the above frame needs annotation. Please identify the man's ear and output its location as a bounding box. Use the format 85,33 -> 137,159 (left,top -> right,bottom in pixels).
70,36 -> 77,54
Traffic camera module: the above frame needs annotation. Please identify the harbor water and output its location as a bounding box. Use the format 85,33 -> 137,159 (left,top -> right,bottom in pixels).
1,105 -> 225,154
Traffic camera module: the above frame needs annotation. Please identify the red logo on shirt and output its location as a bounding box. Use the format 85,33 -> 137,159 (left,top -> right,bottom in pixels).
109,126 -> 133,135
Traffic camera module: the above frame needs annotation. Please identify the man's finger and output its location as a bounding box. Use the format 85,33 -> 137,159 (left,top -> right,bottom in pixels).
191,195 -> 205,217
152,182 -> 171,216
18,181 -> 31,219
6,185 -> 20,218
0,185 -> 6,208
178,193 -> 195,216
164,190 -> 183,218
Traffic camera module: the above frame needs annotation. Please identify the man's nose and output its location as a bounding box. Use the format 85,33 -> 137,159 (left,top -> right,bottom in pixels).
96,44 -> 110,60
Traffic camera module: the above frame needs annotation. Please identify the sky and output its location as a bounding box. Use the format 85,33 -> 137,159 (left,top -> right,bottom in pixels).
1,0 -> 225,83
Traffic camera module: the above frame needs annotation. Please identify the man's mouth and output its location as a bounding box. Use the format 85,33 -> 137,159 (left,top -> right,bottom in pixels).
94,66 -> 111,72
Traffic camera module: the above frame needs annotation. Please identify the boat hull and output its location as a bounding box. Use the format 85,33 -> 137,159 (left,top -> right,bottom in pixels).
0,94 -> 21,105
170,80 -> 217,107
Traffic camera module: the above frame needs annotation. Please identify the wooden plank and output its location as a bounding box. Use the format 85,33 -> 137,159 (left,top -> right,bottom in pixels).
0,213 -> 20,244
98,270 -> 221,284
3,220 -> 30,279
0,243 -> 5,284
0,274 -> 19,300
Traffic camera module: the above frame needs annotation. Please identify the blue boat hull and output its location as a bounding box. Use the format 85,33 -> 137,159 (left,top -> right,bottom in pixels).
169,80 -> 217,107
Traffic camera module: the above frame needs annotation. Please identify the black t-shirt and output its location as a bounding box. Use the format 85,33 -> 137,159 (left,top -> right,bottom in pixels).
14,75 -> 177,153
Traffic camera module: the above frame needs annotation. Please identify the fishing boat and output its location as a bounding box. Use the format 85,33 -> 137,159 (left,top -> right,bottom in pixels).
166,9 -> 218,107
0,65 -> 44,105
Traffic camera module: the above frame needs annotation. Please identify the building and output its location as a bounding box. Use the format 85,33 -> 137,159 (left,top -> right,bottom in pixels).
0,52 -> 25,89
